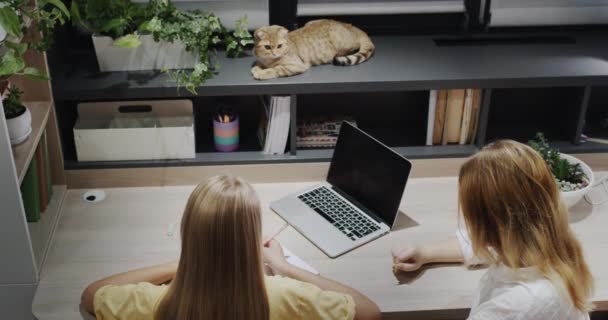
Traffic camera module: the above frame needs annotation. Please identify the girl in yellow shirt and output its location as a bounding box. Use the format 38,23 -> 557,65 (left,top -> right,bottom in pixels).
81,175 -> 380,320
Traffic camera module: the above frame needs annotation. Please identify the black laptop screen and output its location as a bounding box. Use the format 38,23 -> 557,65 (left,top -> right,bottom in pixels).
327,122 -> 411,227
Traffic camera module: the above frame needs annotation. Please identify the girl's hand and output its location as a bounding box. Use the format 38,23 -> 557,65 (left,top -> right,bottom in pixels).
391,244 -> 427,272
262,240 -> 289,274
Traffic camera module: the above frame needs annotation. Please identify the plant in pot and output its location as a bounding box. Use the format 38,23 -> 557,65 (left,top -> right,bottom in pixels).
71,0 -> 253,94
3,85 -> 30,144
528,133 -> 594,208
0,0 -> 70,145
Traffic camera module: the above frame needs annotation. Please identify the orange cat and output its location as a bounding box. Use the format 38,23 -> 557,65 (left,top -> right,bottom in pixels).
252,19 -> 375,80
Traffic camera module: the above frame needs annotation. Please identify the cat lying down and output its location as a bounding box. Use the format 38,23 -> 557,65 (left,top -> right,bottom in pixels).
251,19 -> 375,80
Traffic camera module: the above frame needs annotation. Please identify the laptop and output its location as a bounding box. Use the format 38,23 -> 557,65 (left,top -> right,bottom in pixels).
270,122 -> 412,258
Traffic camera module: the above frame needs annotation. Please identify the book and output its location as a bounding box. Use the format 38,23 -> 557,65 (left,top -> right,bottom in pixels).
432,90 -> 448,145
42,130 -> 53,198
467,89 -> 483,144
35,142 -> 49,212
21,158 -> 40,223
443,89 -> 466,145
425,90 -> 437,146
296,117 -> 356,148
459,89 -> 474,145
259,96 -> 291,155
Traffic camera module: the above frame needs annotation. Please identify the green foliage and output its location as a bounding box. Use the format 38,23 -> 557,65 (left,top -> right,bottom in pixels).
528,132 -> 586,184
0,0 -> 69,81
72,0 -> 253,94
71,0 -> 153,39
2,86 -> 26,119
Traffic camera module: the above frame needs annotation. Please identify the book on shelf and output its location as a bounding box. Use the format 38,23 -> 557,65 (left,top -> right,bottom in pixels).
35,142 -> 49,213
21,157 -> 40,223
427,89 -> 482,146
425,90 -> 437,146
42,130 -> 53,198
459,89 -> 474,145
432,90 -> 448,145
19,134 -> 54,223
259,96 -> 291,155
297,117 -> 357,148
443,89 -> 466,145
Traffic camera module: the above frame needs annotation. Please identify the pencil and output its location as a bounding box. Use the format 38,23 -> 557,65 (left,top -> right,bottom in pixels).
263,224 -> 288,246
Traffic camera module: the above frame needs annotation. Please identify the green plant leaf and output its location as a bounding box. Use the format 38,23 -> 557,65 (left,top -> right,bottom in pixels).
113,34 -> 142,48
0,50 -> 25,77
101,18 -> 127,33
22,67 -> 50,80
41,0 -> 71,19
5,41 -> 28,56
0,7 -> 22,37
70,1 -> 82,25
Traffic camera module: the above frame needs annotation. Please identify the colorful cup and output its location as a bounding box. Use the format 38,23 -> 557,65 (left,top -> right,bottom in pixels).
213,116 -> 239,152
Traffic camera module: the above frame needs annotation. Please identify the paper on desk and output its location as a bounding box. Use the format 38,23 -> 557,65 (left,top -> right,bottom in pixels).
283,247 -> 319,275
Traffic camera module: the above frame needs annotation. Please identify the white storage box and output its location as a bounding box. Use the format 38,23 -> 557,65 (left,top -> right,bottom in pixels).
74,100 -> 195,162
92,35 -> 199,72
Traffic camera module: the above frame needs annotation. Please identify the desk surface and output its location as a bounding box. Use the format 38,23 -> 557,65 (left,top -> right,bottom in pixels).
32,174 -> 608,319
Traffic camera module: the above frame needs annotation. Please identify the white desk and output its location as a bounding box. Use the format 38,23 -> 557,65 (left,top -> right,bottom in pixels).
32,174 -> 608,320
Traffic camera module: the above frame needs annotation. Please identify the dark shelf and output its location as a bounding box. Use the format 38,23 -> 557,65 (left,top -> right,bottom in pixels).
63,144 -> 478,170
50,32 -> 608,101
554,141 -> 608,154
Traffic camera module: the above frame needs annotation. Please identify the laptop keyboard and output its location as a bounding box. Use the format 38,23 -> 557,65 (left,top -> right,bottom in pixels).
298,187 -> 381,241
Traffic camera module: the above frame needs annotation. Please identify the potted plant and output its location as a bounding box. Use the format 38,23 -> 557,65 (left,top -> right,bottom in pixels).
3,85 -> 31,144
0,0 -> 70,144
528,133 -> 594,208
71,0 -> 253,93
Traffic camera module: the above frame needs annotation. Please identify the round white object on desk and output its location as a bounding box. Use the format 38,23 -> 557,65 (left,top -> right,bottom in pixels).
83,190 -> 106,203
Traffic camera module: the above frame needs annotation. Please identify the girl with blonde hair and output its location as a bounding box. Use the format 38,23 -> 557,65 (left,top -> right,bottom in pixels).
392,140 -> 594,319
82,175 -> 380,320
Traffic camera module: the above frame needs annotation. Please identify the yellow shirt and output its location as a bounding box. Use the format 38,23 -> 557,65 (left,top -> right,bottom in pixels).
94,275 -> 356,320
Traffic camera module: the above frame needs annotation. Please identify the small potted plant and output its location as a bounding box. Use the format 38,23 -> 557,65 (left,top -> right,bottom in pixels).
3,85 -> 30,145
528,133 -> 594,208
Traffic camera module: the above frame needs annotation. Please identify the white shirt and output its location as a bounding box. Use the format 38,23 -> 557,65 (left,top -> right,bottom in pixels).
456,229 -> 590,320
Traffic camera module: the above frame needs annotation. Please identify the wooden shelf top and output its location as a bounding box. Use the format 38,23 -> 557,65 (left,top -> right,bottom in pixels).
12,101 -> 53,184
51,32 -> 608,101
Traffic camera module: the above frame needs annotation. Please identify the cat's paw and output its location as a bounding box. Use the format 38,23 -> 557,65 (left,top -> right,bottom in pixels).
251,67 -> 278,80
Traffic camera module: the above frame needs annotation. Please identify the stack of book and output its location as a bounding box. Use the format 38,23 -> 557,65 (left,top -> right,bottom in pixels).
426,89 -> 482,146
20,130 -> 53,223
296,117 -> 357,148
258,96 -> 291,155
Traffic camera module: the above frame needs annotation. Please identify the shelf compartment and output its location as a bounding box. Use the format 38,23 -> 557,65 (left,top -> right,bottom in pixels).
485,87 -> 585,143
296,91 -> 430,149
193,96 -> 266,153
584,86 -> 608,141
27,185 -> 66,273
11,101 -> 53,184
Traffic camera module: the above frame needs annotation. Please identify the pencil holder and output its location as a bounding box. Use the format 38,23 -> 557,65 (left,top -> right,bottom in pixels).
213,116 -> 239,152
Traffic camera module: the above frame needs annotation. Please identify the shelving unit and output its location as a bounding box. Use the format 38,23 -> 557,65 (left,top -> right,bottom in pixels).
0,7 -> 67,318
46,31 -> 608,173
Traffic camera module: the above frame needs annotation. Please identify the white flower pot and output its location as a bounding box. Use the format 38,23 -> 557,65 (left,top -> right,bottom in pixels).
92,34 -> 199,72
559,153 -> 594,208
6,107 -> 32,146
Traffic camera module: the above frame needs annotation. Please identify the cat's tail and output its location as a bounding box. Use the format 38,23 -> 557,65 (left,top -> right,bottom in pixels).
333,28 -> 375,66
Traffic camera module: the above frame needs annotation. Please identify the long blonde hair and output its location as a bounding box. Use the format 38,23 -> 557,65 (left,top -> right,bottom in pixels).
458,140 -> 593,311
155,175 -> 269,320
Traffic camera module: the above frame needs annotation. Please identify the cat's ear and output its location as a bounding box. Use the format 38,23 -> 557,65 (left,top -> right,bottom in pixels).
254,29 -> 267,41
278,28 -> 289,39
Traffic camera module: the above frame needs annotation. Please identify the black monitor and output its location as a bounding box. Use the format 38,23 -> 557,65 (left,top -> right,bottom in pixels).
327,122 -> 412,227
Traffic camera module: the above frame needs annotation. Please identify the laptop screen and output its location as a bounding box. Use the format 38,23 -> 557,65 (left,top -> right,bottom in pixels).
327,122 -> 411,227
